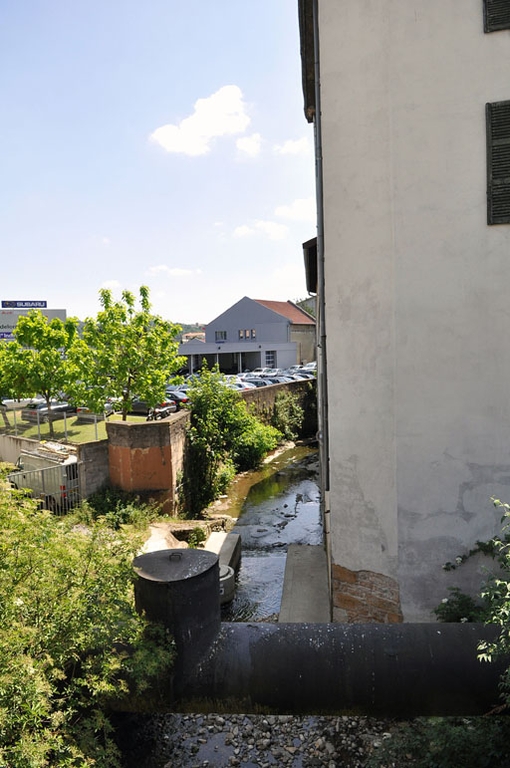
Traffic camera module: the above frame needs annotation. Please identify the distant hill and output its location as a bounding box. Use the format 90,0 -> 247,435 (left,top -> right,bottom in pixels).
178,323 -> 206,340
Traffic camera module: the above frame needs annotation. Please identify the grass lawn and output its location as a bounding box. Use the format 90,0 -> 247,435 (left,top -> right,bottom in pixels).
0,411 -> 148,444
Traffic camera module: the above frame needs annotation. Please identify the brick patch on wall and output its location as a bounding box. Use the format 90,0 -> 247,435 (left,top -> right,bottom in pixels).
332,564 -> 403,623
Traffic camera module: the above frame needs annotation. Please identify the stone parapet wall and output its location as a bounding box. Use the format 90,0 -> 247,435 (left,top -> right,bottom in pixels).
241,379 -> 317,437
106,411 -> 190,511
332,564 -> 403,623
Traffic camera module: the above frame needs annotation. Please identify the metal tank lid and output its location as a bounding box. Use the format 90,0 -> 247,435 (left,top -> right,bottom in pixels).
133,549 -> 218,583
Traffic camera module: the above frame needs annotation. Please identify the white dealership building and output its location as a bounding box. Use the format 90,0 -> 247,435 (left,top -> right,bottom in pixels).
0,301 -> 67,341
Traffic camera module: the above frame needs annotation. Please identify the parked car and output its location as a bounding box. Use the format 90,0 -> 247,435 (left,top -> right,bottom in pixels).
243,377 -> 271,388
165,389 -> 191,409
226,380 -> 257,391
129,396 -> 178,416
75,399 -> 118,421
21,401 -> 77,423
1,397 -> 43,411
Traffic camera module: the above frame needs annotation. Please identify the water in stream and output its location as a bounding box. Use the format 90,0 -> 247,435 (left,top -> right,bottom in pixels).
220,445 -> 321,621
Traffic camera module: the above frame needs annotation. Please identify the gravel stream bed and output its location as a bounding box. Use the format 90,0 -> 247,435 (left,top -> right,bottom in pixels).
118,712 -> 398,767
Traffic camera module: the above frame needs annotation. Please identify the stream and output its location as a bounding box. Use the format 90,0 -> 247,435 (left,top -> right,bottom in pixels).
218,444 -> 321,622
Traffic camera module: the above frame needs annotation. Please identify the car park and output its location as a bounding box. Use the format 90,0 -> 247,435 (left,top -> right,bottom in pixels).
21,401 -> 77,423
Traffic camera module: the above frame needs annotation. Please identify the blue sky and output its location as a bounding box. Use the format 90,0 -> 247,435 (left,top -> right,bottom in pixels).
0,1 -> 316,325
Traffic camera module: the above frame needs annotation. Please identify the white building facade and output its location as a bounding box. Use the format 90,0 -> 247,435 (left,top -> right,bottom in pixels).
300,0 -> 510,621
179,297 -> 315,374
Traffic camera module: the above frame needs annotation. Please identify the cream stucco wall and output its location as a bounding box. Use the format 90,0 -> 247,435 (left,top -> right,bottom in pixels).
319,1 -> 510,620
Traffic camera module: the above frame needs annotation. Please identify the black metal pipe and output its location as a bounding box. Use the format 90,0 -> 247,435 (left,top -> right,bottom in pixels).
175,622 -> 506,717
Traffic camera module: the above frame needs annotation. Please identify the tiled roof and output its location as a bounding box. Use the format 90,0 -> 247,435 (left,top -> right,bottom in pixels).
254,300 -> 315,325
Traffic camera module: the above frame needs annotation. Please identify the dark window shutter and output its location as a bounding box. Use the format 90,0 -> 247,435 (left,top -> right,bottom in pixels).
484,0 -> 510,32
486,101 -> 510,224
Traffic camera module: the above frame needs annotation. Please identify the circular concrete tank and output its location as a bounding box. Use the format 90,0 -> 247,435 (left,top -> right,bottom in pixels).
133,549 -> 220,670
219,564 -> 235,605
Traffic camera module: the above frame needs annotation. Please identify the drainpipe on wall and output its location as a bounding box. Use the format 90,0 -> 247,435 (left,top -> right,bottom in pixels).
312,0 -> 331,592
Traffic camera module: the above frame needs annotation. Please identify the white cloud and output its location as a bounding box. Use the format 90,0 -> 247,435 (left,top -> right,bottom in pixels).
232,220 -> 288,241
233,225 -> 255,238
274,137 -> 311,156
147,265 -> 202,277
274,196 -> 316,223
149,85 -> 250,156
101,237 -> 111,246
254,220 -> 288,240
236,132 -> 262,157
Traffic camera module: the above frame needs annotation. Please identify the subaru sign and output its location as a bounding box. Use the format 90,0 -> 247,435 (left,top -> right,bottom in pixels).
2,300 -> 47,308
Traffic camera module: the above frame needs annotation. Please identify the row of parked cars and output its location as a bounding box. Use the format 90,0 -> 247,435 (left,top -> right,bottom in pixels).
1,363 -> 316,423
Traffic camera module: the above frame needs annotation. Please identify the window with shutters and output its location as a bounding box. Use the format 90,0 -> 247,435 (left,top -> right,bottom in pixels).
484,0 -> 510,32
486,101 -> 510,224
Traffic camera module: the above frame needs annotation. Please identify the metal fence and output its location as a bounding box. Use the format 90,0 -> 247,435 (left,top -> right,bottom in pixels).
8,462 -> 82,514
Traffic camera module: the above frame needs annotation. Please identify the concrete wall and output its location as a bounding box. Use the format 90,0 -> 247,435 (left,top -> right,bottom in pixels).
318,0 -> 510,621
76,440 -> 109,498
242,379 -> 317,437
290,325 -> 316,366
0,434 -> 44,465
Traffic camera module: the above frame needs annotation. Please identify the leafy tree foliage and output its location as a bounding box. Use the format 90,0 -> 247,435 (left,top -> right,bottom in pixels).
179,365 -> 280,517
1,311 -> 80,437
477,497 -> 510,708
69,286 -> 184,420
0,480 -> 174,767
271,390 -> 304,441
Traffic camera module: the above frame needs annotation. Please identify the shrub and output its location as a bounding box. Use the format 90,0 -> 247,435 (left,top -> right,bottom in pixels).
0,486 -> 174,767
231,417 -> 280,472
75,487 -> 156,531
178,364 -> 282,517
271,390 -> 304,441
433,586 -> 489,623
365,717 -> 510,768
477,497 -> 510,708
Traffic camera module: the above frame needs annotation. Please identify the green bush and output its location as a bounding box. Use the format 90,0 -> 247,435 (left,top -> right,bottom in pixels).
74,487 -> 156,531
0,486 -> 174,767
365,717 -> 510,768
231,417 -> 280,472
178,364 -> 282,517
433,586 -> 489,623
271,390 -> 304,441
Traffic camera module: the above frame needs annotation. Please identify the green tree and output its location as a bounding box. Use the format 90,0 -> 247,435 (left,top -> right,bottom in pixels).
70,286 -> 184,421
1,311 -> 80,437
0,480 -> 174,767
179,364 -> 280,516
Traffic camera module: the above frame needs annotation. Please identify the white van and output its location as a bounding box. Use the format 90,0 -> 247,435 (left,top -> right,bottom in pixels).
8,444 -> 80,513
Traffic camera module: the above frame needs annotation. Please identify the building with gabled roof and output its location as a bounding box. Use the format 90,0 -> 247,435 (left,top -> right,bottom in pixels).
178,296 -> 316,374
